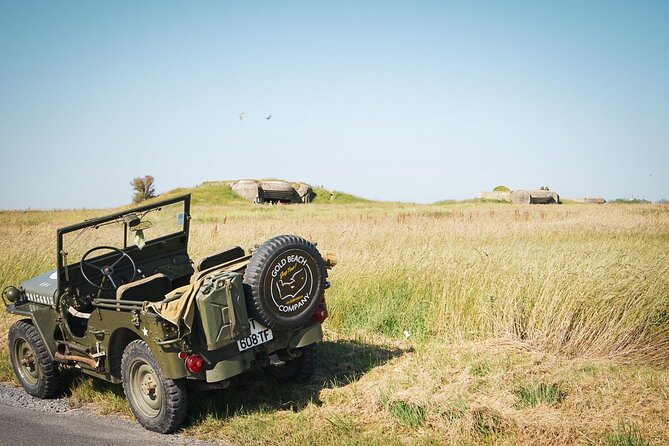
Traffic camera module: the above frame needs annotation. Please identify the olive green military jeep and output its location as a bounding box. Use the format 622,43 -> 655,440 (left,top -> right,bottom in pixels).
2,194 -> 334,433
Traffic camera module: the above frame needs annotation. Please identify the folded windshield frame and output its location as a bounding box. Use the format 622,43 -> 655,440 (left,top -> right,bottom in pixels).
55,194 -> 191,295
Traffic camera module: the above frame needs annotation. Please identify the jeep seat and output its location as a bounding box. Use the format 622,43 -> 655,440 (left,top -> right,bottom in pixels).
194,246 -> 245,272
190,255 -> 252,284
116,273 -> 171,302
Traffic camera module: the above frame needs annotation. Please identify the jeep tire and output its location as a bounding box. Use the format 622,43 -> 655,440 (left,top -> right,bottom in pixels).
8,320 -> 60,398
243,235 -> 327,330
121,340 -> 188,433
267,343 -> 318,382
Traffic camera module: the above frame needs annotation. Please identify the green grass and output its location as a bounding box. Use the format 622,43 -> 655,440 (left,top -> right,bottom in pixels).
0,350 -> 15,383
610,198 -> 652,204
604,421 -> 651,446
160,182 -> 247,205
444,399 -> 468,422
311,187 -> 369,204
470,360 -> 493,377
386,400 -> 426,428
471,407 -> 507,438
515,382 -> 566,408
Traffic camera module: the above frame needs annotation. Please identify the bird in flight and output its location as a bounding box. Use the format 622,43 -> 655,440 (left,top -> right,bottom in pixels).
239,112 -> 245,121
266,114 -> 272,120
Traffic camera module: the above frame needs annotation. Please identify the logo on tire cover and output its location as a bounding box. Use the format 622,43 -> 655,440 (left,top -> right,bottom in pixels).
265,249 -> 316,315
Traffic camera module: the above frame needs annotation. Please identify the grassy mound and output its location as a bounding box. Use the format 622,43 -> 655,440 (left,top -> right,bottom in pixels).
158,181 -> 369,206
493,185 -> 511,192
312,186 -> 369,204
159,182 -> 247,206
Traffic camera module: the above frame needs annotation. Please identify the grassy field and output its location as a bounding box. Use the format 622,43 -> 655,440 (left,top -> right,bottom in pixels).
1,197 -> 668,445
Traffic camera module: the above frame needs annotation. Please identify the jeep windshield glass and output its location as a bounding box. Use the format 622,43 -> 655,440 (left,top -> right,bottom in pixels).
61,201 -> 186,262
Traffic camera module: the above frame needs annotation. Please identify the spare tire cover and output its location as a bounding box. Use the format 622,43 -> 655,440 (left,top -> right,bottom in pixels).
243,235 -> 327,330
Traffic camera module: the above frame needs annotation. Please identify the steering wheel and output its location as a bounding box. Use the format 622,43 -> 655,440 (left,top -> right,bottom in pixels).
80,246 -> 137,291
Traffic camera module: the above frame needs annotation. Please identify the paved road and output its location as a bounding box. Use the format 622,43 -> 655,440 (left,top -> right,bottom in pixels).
0,384 -> 226,446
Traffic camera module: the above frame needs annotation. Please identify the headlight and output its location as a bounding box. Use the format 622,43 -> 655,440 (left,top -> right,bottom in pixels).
3,286 -> 23,303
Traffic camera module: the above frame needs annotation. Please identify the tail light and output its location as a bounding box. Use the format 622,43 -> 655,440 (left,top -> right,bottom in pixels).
185,354 -> 205,374
312,300 -> 328,323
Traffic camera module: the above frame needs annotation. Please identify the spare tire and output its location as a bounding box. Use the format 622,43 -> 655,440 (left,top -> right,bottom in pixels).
243,235 -> 327,330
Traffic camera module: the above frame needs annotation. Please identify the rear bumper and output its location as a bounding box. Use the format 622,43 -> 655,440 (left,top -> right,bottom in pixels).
204,323 -> 323,383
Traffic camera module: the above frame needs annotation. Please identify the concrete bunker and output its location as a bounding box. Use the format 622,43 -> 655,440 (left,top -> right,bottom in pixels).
480,187 -> 561,204
230,180 -> 313,204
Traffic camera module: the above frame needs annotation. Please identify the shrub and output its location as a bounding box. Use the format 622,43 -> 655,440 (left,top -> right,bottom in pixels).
130,175 -> 156,203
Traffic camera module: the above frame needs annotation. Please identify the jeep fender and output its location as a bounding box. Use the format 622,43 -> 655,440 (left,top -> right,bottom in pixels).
7,305 -> 59,362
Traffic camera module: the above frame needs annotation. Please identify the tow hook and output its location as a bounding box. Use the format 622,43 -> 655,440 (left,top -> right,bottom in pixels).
269,348 -> 302,367
269,354 -> 286,367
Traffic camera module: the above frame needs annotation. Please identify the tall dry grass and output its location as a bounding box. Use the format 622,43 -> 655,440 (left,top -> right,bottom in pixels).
2,203 -> 668,362
184,203 -> 669,362
1,202 -> 668,445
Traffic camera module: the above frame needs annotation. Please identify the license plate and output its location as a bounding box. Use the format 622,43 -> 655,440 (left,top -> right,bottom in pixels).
237,319 -> 274,351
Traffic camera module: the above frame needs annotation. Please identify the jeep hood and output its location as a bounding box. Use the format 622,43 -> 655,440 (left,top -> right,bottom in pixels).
20,269 -> 57,306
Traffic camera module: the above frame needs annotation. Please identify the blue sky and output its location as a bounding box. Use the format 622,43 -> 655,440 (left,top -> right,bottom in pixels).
1,1 -> 667,209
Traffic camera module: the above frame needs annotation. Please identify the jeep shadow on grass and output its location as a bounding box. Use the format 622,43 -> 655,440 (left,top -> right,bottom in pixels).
185,339 -> 408,425
55,338 -> 408,428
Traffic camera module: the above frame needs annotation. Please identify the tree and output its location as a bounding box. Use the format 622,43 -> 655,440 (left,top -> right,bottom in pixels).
130,175 -> 156,203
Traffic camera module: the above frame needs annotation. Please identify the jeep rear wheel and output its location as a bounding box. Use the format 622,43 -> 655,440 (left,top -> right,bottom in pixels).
267,343 -> 318,382
8,320 -> 60,398
243,235 -> 327,330
121,340 -> 188,433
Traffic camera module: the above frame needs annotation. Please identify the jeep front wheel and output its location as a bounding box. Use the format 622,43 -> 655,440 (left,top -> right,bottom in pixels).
8,320 -> 60,398
121,340 -> 188,433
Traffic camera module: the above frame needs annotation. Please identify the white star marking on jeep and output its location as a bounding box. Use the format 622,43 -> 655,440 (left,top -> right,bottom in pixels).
142,327 -> 148,337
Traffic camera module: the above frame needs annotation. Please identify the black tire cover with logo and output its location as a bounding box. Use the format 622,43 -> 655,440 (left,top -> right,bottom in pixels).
243,235 -> 327,330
